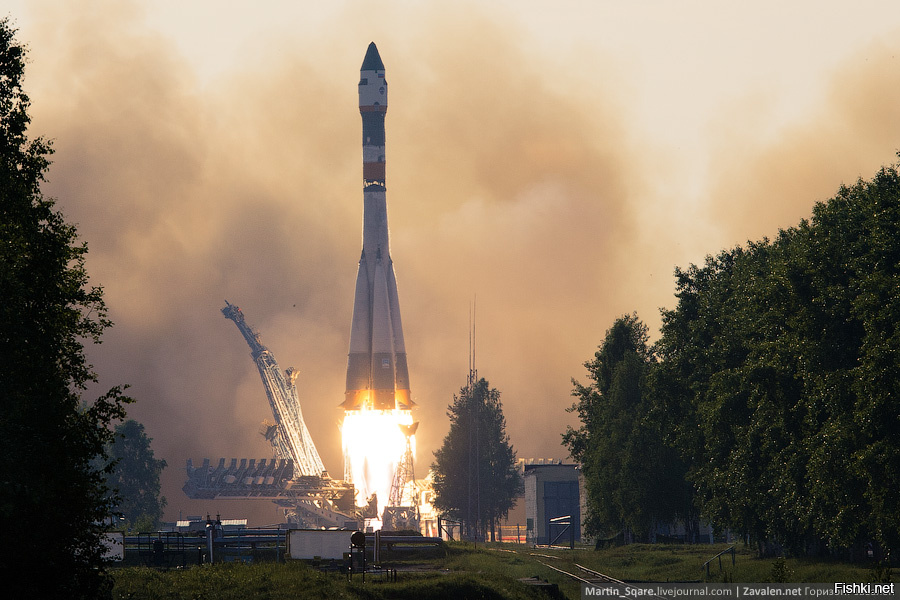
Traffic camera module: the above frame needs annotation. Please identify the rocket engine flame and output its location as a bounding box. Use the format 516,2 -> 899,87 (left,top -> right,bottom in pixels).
341,408 -> 414,512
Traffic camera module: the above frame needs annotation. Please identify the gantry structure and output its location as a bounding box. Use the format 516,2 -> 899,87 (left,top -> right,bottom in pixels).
183,302 -> 355,528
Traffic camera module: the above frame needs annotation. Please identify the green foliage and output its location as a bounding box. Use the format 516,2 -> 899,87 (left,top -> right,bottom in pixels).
563,314 -> 693,540
431,377 -> 521,541
0,18 -> 131,598
868,559 -> 893,584
529,542 -> 866,584
111,560 -> 549,600
655,160 -> 900,552
106,419 -> 168,531
113,543 -> 875,597
769,557 -> 794,583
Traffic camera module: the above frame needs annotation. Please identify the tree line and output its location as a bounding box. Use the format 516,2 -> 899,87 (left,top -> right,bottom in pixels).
566,160 -> 900,557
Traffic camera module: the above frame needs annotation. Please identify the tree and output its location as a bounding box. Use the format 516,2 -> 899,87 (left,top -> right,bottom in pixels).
432,376 -> 521,541
656,161 -> 900,554
563,314 -> 692,541
106,419 -> 167,531
0,19 -> 131,598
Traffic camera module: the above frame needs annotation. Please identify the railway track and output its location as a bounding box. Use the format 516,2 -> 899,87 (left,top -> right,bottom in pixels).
533,559 -> 666,598
488,547 -> 666,597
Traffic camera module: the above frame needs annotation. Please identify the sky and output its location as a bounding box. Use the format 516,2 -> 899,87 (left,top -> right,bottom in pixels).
6,0 -> 900,525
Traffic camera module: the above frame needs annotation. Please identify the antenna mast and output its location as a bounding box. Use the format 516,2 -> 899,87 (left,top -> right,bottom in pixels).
468,297 -> 477,388
466,296 -> 481,540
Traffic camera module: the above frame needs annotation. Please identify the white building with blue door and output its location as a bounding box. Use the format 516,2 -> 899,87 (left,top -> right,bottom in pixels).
524,461 -> 582,545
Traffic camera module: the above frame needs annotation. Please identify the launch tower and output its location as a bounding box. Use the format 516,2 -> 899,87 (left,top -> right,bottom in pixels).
184,303 -> 356,528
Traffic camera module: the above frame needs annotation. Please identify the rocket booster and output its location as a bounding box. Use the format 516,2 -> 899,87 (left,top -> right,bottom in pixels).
343,43 -> 413,411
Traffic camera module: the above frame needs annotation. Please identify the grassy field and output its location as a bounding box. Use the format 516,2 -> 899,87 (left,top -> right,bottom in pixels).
110,542 -> 886,600
512,542 -> 875,584
112,559 -> 550,600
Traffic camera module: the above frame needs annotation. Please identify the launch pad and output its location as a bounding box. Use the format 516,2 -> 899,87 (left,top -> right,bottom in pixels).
182,302 -> 360,528
184,43 -> 420,530
183,458 -> 357,528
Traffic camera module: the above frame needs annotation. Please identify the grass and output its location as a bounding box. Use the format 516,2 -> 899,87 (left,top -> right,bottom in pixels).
497,542 -> 874,584
110,542 -> 885,600
111,559 -> 551,600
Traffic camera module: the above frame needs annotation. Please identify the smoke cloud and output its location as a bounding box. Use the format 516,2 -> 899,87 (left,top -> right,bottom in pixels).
703,42 -> 900,245
12,0 -> 900,523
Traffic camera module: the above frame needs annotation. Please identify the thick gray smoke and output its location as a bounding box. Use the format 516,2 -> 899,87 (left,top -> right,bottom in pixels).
13,0 -> 900,523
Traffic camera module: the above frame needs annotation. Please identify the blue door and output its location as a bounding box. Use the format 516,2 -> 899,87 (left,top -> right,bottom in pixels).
543,480 -> 580,544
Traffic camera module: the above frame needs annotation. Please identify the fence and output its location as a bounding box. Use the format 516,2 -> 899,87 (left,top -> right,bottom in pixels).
123,528 -> 288,566
435,519 -> 530,544
497,524 -> 529,544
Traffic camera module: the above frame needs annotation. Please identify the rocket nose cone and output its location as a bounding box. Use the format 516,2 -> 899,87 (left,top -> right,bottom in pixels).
361,42 -> 385,71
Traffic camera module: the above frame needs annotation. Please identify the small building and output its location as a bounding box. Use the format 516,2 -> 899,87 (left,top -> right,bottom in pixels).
524,462 -> 581,545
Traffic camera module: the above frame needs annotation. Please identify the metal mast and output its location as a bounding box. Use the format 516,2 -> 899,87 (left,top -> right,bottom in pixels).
383,421 -> 420,530
388,422 -> 418,507
222,300 -> 326,477
466,300 -> 480,540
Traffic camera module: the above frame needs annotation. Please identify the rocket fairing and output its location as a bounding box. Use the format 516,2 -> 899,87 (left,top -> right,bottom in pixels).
359,42 -> 387,186
343,42 -> 413,412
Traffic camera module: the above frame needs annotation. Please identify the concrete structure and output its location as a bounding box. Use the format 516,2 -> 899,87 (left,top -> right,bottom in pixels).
524,462 -> 582,545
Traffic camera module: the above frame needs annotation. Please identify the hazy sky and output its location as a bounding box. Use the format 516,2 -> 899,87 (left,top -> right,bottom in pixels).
7,0 -> 900,524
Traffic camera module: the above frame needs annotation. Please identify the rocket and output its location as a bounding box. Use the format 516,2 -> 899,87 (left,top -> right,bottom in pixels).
342,42 -> 413,412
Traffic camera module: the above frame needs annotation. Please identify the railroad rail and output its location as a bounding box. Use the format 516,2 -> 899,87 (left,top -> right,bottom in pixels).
533,560 -> 666,599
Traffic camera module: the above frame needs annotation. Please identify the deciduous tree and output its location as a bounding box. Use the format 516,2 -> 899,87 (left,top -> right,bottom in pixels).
0,18 -> 131,598
564,314 -> 691,541
656,161 -> 900,554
